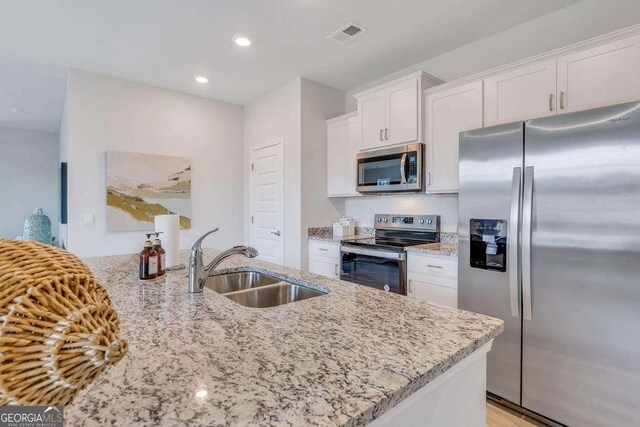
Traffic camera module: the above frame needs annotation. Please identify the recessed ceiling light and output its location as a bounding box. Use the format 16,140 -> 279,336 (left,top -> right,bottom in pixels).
233,36 -> 252,47
194,76 -> 209,84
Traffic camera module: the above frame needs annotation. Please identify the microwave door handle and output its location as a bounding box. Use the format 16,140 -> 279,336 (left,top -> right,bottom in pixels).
400,153 -> 408,184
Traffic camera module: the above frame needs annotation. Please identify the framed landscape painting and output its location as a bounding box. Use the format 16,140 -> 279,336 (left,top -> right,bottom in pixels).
106,151 -> 191,231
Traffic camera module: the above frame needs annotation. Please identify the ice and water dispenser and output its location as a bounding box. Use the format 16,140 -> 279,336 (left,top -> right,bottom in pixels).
469,219 -> 507,272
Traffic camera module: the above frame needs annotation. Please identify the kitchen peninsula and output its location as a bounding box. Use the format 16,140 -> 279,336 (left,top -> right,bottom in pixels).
66,249 -> 503,426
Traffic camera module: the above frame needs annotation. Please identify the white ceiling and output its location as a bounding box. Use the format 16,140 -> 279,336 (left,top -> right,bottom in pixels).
0,0 -> 586,132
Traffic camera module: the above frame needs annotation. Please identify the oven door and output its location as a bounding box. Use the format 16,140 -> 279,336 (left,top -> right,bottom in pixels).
357,143 -> 422,193
340,245 -> 407,295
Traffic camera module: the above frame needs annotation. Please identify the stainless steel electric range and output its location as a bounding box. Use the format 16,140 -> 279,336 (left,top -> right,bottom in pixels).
340,214 -> 440,295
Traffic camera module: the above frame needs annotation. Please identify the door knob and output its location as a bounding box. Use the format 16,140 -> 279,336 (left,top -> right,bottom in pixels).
271,231 -> 281,236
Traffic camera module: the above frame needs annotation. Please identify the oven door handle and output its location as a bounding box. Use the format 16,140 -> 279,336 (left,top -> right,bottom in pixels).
341,245 -> 406,260
400,153 -> 408,184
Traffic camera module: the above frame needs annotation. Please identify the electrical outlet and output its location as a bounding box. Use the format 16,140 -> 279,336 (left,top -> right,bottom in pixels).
83,214 -> 94,226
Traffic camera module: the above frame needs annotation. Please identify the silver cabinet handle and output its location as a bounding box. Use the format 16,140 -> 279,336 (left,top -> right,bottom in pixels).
427,264 -> 442,269
427,172 -> 432,186
559,91 -> 565,110
271,231 -> 281,237
380,129 -> 384,141
522,166 -> 534,320
385,128 -> 389,140
548,94 -> 554,112
334,264 -> 339,276
408,278 -> 413,295
319,248 -> 328,252
509,167 -> 522,318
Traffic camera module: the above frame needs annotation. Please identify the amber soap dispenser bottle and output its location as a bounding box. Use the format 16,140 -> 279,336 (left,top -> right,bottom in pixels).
139,234 -> 158,280
152,232 -> 166,276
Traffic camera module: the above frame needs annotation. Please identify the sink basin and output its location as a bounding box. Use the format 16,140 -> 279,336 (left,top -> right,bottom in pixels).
203,271 -> 280,294
224,283 -> 327,308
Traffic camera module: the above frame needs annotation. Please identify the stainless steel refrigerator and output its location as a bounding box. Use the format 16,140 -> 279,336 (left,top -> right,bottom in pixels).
458,101 -> 640,426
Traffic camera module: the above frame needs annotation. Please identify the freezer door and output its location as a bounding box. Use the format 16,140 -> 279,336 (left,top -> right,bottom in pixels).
522,102 -> 640,426
458,121 -> 524,405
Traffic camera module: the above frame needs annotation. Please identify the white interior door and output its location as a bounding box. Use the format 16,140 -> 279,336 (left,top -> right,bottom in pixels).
250,140 -> 284,265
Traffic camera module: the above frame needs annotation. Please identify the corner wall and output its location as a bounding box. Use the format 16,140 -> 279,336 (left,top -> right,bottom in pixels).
300,78 -> 345,269
64,69 -> 244,257
244,79 -> 302,268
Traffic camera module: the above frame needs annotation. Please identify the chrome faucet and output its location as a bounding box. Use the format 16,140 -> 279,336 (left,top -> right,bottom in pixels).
188,229 -> 258,293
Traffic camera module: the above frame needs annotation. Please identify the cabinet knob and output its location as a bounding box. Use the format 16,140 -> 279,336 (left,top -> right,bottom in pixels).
379,129 -> 384,141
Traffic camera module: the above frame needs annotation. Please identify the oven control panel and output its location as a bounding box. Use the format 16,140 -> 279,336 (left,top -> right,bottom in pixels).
374,214 -> 439,231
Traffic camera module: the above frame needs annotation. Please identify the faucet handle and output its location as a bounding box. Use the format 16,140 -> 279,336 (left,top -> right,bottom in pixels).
191,228 -> 219,253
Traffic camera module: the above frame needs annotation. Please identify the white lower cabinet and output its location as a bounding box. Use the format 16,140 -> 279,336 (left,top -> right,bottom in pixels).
407,253 -> 458,308
308,241 -> 340,280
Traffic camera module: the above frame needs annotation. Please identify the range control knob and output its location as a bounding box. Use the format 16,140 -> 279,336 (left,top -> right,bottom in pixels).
419,219 -> 425,224
427,219 -> 433,224
377,217 -> 382,222
383,218 -> 388,223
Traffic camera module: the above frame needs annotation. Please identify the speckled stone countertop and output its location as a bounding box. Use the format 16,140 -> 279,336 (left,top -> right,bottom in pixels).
66,248 -> 501,426
405,233 -> 458,257
307,226 -> 374,243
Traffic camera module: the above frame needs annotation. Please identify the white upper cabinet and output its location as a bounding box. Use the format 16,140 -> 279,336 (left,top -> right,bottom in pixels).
359,92 -> 386,150
327,113 -> 360,197
425,81 -> 483,194
386,78 -> 419,145
557,34 -> 640,114
355,72 -> 440,151
484,59 -> 557,126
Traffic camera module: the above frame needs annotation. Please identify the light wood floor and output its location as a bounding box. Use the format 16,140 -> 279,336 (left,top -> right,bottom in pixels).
487,401 -> 545,427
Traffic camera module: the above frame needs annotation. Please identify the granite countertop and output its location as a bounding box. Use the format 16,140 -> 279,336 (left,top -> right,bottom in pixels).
404,243 -> 458,257
66,249 -> 501,426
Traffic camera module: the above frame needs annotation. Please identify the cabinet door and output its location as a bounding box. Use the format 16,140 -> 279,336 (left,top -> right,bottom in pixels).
327,118 -> 355,196
557,35 -> 640,114
309,255 -> 340,280
484,59 -> 557,126
409,276 -> 458,308
426,81 -> 483,193
359,93 -> 386,150
386,78 -> 418,145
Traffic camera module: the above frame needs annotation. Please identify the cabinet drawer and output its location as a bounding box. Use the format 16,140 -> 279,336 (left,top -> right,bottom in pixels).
410,277 -> 458,308
407,254 -> 457,279
309,241 -> 340,258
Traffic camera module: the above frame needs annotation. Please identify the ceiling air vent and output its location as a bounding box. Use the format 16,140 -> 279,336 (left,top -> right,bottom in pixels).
327,22 -> 367,43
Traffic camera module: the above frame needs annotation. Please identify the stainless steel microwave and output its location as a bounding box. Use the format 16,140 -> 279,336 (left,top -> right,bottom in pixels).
357,143 -> 424,193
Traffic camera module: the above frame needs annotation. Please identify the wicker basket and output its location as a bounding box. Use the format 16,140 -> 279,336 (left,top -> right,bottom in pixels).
0,238 -> 128,406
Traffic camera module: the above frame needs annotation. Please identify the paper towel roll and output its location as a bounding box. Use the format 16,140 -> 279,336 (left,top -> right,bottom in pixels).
155,215 -> 180,268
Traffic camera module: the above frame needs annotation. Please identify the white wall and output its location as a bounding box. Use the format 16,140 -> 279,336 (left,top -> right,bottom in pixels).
63,69 -> 244,257
345,0 -> 640,111
300,78 -> 345,269
0,126 -> 59,240
343,194 -> 458,233
244,79 -> 302,268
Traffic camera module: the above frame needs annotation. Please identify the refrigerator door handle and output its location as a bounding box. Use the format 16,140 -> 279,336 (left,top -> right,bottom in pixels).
509,167 -> 522,318
522,166 -> 534,320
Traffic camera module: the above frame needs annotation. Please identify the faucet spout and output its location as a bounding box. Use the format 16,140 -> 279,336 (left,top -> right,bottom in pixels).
188,229 -> 258,293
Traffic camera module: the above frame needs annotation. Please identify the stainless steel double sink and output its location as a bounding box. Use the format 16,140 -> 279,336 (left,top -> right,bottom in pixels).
203,271 -> 327,308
